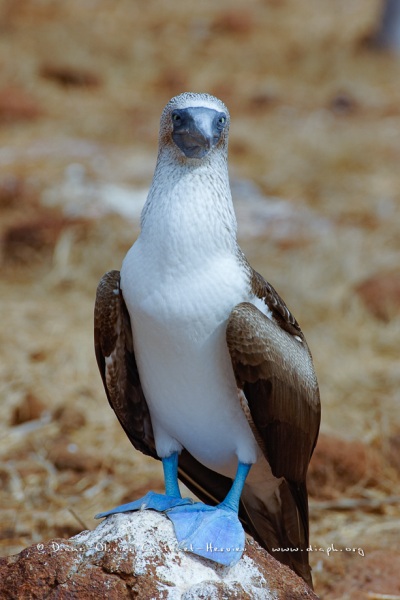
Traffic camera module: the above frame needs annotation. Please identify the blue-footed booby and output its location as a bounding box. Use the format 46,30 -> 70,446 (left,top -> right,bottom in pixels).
94,92 -> 320,588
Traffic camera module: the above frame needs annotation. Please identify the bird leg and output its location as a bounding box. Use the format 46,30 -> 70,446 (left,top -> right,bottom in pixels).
162,452 -> 181,497
166,462 -> 252,566
218,462 -> 251,512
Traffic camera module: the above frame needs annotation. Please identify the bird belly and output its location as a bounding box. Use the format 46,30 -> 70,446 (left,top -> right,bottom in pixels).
138,324 -> 259,477
121,249 -> 259,478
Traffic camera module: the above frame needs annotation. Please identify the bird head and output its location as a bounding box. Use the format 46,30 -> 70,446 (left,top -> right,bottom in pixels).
159,92 -> 230,161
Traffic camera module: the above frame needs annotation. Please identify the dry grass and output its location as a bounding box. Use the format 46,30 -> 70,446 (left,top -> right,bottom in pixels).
1,1 -> 400,597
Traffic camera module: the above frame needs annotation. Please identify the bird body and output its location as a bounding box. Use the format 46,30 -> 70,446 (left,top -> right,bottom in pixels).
95,92 -> 320,588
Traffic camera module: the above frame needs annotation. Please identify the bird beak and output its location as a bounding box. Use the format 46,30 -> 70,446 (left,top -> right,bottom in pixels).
172,107 -> 225,159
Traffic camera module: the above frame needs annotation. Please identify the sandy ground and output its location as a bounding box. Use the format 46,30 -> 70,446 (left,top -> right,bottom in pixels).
1,1 -> 400,597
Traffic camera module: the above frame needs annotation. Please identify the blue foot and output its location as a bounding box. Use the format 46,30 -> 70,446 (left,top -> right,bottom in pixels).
166,502 -> 245,566
94,491 -> 193,519
95,456 -> 251,568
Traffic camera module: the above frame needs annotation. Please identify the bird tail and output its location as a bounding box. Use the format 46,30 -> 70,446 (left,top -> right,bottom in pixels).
241,479 -> 313,589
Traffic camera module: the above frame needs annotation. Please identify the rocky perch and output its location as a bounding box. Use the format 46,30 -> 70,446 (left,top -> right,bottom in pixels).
0,511 -> 318,599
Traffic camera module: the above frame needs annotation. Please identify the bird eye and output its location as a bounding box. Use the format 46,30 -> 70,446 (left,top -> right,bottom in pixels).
217,115 -> 227,129
172,112 -> 181,123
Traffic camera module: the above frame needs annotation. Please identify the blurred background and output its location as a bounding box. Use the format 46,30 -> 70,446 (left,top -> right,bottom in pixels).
1,1 -> 400,597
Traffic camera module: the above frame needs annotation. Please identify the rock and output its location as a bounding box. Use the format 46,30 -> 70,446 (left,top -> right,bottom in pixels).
355,271 -> 400,321
0,510 -> 318,599
212,10 -> 254,35
11,393 -> 48,426
48,438 -> 101,473
0,175 -> 26,208
329,92 -> 359,116
39,65 -> 102,88
53,404 -> 87,432
308,434 -> 383,500
321,549 -> 400,600
1,214 -> 76,264
0,87 -> 42,122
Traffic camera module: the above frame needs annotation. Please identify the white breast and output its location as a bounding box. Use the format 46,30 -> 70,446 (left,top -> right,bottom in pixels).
120,240 -> 260,478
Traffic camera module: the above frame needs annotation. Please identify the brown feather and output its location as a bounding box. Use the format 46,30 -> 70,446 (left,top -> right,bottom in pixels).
94,270 -> 157,459
240,480 -> 313,587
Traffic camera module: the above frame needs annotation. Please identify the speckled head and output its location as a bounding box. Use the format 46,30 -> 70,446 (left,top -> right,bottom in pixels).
159,92 -> 230,161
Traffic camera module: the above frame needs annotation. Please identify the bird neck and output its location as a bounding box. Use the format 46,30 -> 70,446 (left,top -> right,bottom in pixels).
139,150 -> 238,264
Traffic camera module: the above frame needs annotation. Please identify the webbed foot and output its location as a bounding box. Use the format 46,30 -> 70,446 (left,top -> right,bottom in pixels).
166,502 -> 245,566
95,490 -> 193,519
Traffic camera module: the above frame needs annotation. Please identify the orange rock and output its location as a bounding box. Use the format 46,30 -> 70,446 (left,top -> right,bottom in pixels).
0,87 -> 42,122
49,439 -> 101,473
40,65 -> 102,88
212,10 -> 254,34
11,393 -> 48,425
322,549 -> 400,600
355,271 -> 400,321
53,405 -> 87,432
308,434 -> 383,500
0,511 -> 318,599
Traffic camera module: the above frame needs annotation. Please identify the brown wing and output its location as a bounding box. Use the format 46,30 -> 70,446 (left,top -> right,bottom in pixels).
227,303 -> 320,481
226,273 -> 320,587
94,270 -> 157,459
